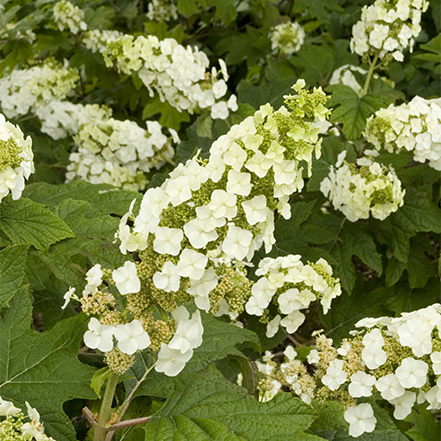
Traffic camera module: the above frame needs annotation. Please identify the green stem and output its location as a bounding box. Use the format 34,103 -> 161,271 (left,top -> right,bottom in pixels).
94,372 -> 119,441
361,53 -> 379,97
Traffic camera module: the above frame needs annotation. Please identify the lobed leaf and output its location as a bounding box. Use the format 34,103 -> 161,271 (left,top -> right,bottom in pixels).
0,286 -> 96,441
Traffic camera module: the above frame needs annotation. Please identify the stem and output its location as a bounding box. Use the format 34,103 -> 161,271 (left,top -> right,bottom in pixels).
159,153 -> 176,167
94,372 -> 119,441
117,363 -> 156,423
109,416 -> 153,432
361,53 -> 379,97
105,362 -> 156,441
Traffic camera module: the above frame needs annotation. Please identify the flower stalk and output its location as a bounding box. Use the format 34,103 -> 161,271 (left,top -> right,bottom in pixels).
93,372 -> 119,441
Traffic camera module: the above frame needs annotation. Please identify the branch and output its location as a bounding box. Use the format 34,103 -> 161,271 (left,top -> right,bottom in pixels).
82,407 -> 100,428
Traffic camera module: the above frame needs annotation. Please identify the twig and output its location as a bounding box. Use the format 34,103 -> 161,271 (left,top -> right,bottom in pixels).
109,416 -> 152,431
286,333 -> 302,347
82,407 -> 100,428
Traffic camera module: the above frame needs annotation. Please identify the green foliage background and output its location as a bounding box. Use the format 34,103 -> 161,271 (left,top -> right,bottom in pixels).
0,0 -> 440,440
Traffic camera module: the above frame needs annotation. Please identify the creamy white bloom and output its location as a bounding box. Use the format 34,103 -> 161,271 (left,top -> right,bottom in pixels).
153,226 -> 183,255
348,372 -> 376,398
322,359 -> 347,391
222,224 -> 253,260
395,357 -> 428,389
0,114 -> 34,203
153,261 -> 181,292
83,264 -> 103,295
0,397 -> 21,416
344,403 -> 376,437
350,0 -> 428,63
84,318 -> 115,352
114,320 -> 151,355
155,343 -> 193,377
390,391 -> 416,420
266,314 -> 281,338
376,373 -> 405,401
270,21 -> 305,55
176,249 -> 208,280
113,261 -> 141,295
168,309 -> 203,353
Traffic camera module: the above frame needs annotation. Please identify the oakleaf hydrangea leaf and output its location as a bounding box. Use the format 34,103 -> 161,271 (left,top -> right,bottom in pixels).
0,244 -> 28,309
144,366 -> 320,441
0,195 -> 74,251
0,285 -> 97,441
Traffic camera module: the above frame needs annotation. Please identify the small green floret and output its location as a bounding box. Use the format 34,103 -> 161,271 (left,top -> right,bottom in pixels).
0,138 -> 22,172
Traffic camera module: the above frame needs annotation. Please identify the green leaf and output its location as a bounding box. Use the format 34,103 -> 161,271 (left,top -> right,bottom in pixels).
385,257 -> 406,286
217,27 -> 267,68
175,121 -> 214,164
387,278 -> 441,313
406,235 -> 436,288
291,0 -> 344,24
91,367 -> 112,398
215,0 -> 238,26
0,196 -> 74,251
290,44 -> 334,85
0,245 -> 28,310
84,5 -> 115,29
144,367 -> 320,441
374,195 -> 441,264
0,286 -> 96,441
327,84 -> 401,140
196,115 -> 213,139
393,195 -> 441,234
374,218 -> 410,263
237,77 -> 297,110
405,407 -> 441,441
414,34 -> 441,68
23,180 -> 141,216
329,223 -> 382,293
177,0 -> 199,16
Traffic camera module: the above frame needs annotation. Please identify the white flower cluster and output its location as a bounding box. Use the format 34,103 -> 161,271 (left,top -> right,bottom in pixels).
53,0 -> 87,34
82,29 -> 123,53
269,21 -> 305,55
84,31 -> 237,119
320,152 -> 405,222
66,118 -> 176,191
350,0 -> 429,63
365,96 -> 441,170
155,306 -> 204,376
0,57 -> 177,191
246,255 -> 341,336
77,263 -> 151,356
117,81 -> 330,313
146,0 -> 178,22
0,60 -> 79,119
70,262 -> 204,377
306,304 -> 441,437
0,398 -> 56,441
0,114 -> 34,203
254,347 -> 316,404
35,100 -> 112,140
